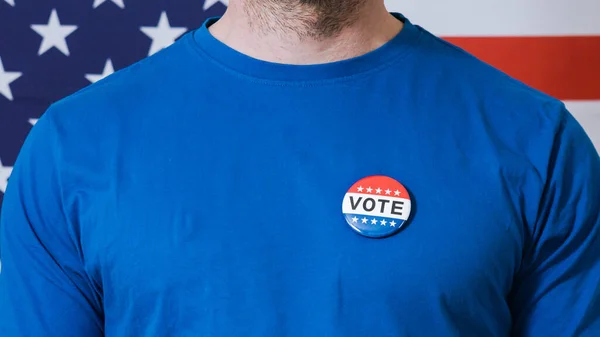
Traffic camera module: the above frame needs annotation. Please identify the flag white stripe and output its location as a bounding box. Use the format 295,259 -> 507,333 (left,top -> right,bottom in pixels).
565,100 -> 600,151
386,0 -> 600,36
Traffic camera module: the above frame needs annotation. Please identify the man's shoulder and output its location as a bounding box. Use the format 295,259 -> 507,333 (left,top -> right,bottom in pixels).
413,28 -> 566,129
403,28 -> 578,174
46,34 -> 201,126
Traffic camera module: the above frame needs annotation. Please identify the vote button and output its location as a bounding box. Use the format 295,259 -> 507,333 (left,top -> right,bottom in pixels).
341,175 -> 412,238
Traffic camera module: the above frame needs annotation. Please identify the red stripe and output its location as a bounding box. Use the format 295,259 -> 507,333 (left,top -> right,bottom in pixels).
443,36 -> 600,100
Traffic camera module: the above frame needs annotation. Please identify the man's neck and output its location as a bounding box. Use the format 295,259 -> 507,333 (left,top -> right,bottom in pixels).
208,1 -> 403,65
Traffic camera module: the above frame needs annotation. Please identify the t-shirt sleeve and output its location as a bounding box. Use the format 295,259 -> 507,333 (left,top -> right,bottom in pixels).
0,107 -> 103,336
509,106 -> 600,336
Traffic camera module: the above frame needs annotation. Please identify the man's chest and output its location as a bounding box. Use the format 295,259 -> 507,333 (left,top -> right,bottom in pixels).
77,150 -> 523,335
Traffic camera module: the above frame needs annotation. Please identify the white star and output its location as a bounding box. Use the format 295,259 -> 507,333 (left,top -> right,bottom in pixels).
370,218 -> 378,225
380,219 -> 387,226
140,12 -> 187,56
375,188 -> 382,194
0,158 -> 13,194
29,118 -> 38,126
390,220 -> 396,227
394,190 -> 401,196
0,57 -> 22,101
4,0 -> 15,6
31,9 -> 78,56
203,0 -> 228,10
385,189 -> 391,195
93,0 -> 124,9
85,59 -> 114,83
361,217 -> 368,224
366,187 -> 373,193
356,186 -> 364,192
352,216 -> 358,223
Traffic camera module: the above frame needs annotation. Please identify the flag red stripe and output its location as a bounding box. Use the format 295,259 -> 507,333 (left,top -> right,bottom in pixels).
443,36 -> 600,100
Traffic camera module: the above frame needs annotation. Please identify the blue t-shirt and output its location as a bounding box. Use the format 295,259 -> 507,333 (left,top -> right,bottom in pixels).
1,13 -> 599,336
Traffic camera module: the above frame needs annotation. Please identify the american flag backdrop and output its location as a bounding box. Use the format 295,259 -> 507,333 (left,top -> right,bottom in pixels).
0,0 -> 599,209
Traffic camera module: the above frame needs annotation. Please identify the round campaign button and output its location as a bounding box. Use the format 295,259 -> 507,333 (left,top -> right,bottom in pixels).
341,175 -> 412,238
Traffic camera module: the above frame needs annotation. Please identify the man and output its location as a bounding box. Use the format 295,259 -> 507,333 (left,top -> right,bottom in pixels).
1,0 -> 598,335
